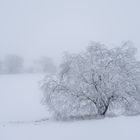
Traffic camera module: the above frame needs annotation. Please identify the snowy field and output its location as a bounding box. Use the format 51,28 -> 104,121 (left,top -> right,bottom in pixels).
0,74 -> 48,122
0,74 -> 140,140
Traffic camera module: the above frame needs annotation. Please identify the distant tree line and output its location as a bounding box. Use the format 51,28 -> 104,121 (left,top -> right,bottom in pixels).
0,55 -> 56,74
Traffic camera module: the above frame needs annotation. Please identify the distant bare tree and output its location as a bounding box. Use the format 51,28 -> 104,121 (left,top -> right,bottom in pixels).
0,60 -> 3,74
34,57 -> 57,74
41,41 -> 140,120
4,54 -> 24,74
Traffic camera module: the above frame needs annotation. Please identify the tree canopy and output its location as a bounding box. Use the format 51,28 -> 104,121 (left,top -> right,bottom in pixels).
41,41 -> 140,120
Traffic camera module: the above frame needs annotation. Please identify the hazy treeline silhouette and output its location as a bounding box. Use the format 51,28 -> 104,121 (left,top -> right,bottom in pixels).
0,54 -> 57,74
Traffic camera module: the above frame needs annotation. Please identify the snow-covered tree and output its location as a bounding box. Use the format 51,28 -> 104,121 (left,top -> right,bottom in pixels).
0,60 -> 3,74
41,41 -> 140,120
4,54 -> 24,74
32,57 -> 57,74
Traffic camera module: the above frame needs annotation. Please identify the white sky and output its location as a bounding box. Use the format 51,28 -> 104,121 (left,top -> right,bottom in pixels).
0,0 -> 140,64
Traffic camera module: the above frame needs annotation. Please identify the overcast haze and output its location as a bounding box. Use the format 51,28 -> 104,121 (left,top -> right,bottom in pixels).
0,0 -> 140,63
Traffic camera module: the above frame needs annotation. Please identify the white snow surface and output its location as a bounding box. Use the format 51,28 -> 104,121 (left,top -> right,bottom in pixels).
0,74 -> 49,122
0,74 -> 140,140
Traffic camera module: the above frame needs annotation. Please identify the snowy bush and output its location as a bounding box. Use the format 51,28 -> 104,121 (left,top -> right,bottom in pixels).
41,41 -> 140,120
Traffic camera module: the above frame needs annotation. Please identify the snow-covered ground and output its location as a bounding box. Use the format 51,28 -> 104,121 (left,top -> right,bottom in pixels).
1,116 -> 140,140
0,74 -> 140,140
0,74 -> 48,122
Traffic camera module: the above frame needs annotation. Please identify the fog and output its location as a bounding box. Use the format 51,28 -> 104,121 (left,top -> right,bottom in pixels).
0,0 -> 140,64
